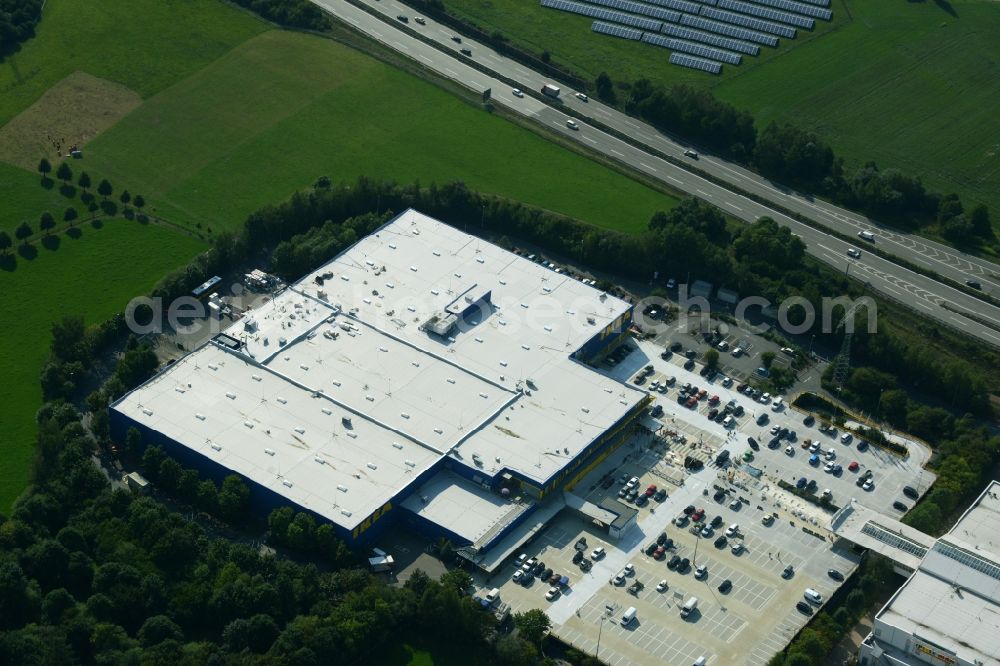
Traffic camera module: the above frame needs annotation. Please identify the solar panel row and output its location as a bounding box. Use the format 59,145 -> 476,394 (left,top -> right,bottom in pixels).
641,32 -> 742,65
753,0 -> 831,20
589,0 -> 680,23
679,13 -> 778,47
795,0 -> 829,7
702,6 -> 796,38
591,20 -> 644,40
669,52 -> 722,74
541,0 -> 664,31
659,21 -> 759,55
643,0 -> 703,14
717,0 -> 814,29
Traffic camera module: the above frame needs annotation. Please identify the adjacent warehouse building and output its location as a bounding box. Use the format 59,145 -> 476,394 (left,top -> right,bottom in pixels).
858,481 -> 1000,666
111,210 -> 648,562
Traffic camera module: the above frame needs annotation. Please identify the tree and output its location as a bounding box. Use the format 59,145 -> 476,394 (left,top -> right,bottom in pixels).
513,608 -> 551,646
595,72 -> 616,104
439,569 -> 473,595
78,172 -> 91,191
218,475 -> 249,521
704,348 -> 719,370
0,231 -> 11,254
63,207 -> 78,224
761,351 -> 775,368
39,212 -> 55,235
133,195 -> 146,214
120,190 -> 131,207
495,634 -> 537,666
137,614 -> 183,647
38,157 -> 52,180
15,222 -> 32,245
97,179 -> 112,200
56,162 -> 72,184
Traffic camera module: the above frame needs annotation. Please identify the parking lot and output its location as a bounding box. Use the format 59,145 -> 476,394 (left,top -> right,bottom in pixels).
470,336 -> 933,665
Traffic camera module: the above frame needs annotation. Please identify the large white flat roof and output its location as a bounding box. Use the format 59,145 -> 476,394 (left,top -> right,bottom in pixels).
114,210 -> 644,533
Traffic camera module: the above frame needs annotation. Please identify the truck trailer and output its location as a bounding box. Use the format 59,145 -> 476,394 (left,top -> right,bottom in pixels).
541,84 -> 561,98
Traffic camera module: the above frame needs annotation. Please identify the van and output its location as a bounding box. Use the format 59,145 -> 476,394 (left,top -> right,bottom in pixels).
485,588 -> 501,605
694,658 -> 707,666
620,606 -> 637,627
858,230 -> 875,242
804,588 -> 823,604
723,415 -> 734,428
680,596 -> 698,618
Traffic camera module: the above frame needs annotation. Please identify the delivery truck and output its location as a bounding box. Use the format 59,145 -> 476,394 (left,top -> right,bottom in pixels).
541,84 -> 561,98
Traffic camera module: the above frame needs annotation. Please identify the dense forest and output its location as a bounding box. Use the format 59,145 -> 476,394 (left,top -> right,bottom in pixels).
0,0 -> 42,56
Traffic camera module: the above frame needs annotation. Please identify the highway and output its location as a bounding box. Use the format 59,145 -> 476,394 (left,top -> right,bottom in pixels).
311,0 -> 1000,347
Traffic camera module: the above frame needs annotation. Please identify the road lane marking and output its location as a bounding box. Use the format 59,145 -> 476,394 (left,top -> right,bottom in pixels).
393,41 -> 408,51
666,175 -> 682,184
640,162 -> 657,172
419,54 -> 433,64
582,136 -> 597,144
610,149 -> 624,157
444,68 -> 458,77
726,202 -> 743,212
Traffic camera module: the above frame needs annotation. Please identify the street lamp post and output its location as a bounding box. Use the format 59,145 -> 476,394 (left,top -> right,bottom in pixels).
596,615 -> 606,659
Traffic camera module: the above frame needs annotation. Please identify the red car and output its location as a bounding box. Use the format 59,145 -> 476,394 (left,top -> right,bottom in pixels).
646,484 -> 657,497
848,461 -> 859,472
709,395 -> 720,406
697,389 -> 708,400
686,396 -> 698,408
653,546 -> 666,560
691,508 -> 705,522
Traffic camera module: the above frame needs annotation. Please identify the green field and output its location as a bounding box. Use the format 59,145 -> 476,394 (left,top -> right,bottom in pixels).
0,1 -> 681,507
0,221 -> 206,509
82,29 -> 674,235
442,0 -> 1000,226
714,0 -> 1000,225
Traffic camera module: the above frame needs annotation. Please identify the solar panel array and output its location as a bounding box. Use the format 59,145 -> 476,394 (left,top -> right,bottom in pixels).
644,0 -> 703,14
591,20 -> 643,40
642,33 -> 741,65
679,14 -> 778,47
702,6 -> 797,38
753,0 -> 831,20
659,21 -> 759,55
670,52 -> 722,74
589,0 -> 680,23
541,0 -> 664,31
541,0 -> 833,74
718,0 -> 814,29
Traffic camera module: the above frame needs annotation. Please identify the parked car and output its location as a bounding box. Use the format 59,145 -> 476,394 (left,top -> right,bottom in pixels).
654,489 -> 667,502
828,570 -> 844,581
667,555 -> 681,570
857,440 -> 870,452
893,501 -> 908,511
782,565 -> 795,579
714,535 -> 728,548
718,579 -> 732,593
545,586 -> 560,601
903,485 -> 918,499
572,550 -> 584,564
710,515 -> 723,528
796,601 -> 814,615
695,565 -> 708,580
654,546 -> 666,560
591,547 -> 606,560
804,415 -> 815,426
657,579 -> 669,592
731,542 -> 744,555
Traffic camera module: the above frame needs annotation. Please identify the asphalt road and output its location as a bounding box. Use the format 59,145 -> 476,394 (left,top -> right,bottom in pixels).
311,0 -> 1000,347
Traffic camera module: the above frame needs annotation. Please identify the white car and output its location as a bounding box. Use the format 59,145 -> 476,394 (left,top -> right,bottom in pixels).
511,88 -> 524,98
847,247 -> 862,259
785,445 -> 795,456
770,426 -> 781,436
414,16 -> 426,24
725,523 -> 739,538
695,565 -> 708,579
684,149 -> 698,159
623,563 -> 635,576
566,119 -> 579,130
731,542 -> 744,555
657,579 -> 669,592
575,92 -> 588,102
809,441 -> 821,453
590,547 -> 606,560
841,433 -> 854,444
760,393 -> 771,404
729,498 -> 741,510
513,570 -> 524,583
863,480 -> 874,491
545,586 -> 561,601
762,514 -> 775,526
611,572 -> 626,586
721,376 -> 733,387
804,588 -> 823,604
824,462 -> 835,473
771,397 -> 784,411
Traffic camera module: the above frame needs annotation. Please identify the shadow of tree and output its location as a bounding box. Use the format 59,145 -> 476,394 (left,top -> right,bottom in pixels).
18,243 -> 38,260
41,235 -> 61,251
41,178 -> 54,190
934,0 -> 958,17
59,184 -> 77,199
91,219 -> 104,230
0,254 -> 15,272
66,227 -> 83,240
101,201 -> 119,216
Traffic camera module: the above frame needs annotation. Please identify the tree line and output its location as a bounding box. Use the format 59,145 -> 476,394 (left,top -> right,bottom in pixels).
0,0 -> 42,56
231,0 -> 331,31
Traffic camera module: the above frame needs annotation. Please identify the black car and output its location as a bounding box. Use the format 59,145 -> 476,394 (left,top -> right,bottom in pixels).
670,341 -> 683,352
579,559 -> 592,572
459,48 -> 472,56
451,35 -> 462,42
635,495 -> 649,507
714,536 -> 728,548
796,601 -> 814,615
903,485 -> 919,499
892,501 -> 908,512
718,579 -> 732,593
678,558 -> 690,572
710,515 -> 723,528
856,476 -> 867,487
533,561 -> 546,576
733,405 -> 745,417
396,14 -> 409,22
966,280 -> 982,290
768,437 -> 781,449
748,437 -> 759,451
650,405 -> 664,418
757,414 -> 769,425
645,542 -> 658,556
699,365 -> 710,377
827,569 -> 844,581
684,359 -> 696,371
684,505 -> 696,515
660,350 -> 673,360
713,489 -> 726,502
715,450 -> 730,466
857,440 -> 869,452
541,567 -> 553,581
657,532 -> 668,545
667,555 -> 681,570
573,550 -> 584,564
601,477 -> 615,489
803,415 -> 815,426
654,489 -> 667,502
662,538 -> 674,551
685,349 -> 697,359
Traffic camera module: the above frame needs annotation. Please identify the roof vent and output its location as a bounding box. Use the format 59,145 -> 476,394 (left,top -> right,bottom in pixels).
265,448 -> 275,456
410,266 -> 418,272
499,279 -> 507,285
277,397 -> 287,404
282,479 -> 293,488
447,378 -> 456,384
314,457 -> 325,465
392,442 -> 404,450
401,412 -> 410,419
341,510 -> 353,517
210,443 -> 222,452
244,421 -> 254,429
388,242 -> 397,249
226,392 -> 236,400
332,380 -> 341,387
294,427 -> 305,435
475,337 -> 483,343
366,462 -> 378,470
433,428 -> 444,435
500,360 -> 508,367
208,363 -> 219,371
252,374 -> 262,382
337,484 -> 348,492
346,431 -> 358,439
544,325 -> 553,332
479,392 -> 489,399
321,408 -> 332,416
476,256 -> 485,264
404,460 -> 416,468
195,413 -> 206,421
366,395 -> 375,402
142,408 -> 153,416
